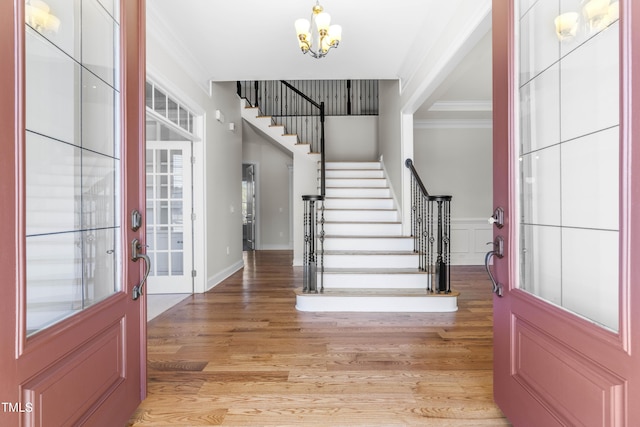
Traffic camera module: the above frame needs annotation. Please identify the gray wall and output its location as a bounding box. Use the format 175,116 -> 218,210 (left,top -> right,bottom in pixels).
414,126 -> 493,264
205,82 -> 244,284
242,123 -> 293,249
325,116 -> 378,162
413,127 -> 492,218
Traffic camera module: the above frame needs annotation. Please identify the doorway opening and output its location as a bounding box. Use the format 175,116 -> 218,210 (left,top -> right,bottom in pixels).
145,80 -> 201,305
242,163 -> 257,251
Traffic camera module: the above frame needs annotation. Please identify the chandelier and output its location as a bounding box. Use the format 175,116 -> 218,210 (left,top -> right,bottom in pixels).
25,0 -> 60,33
554,0 -> 619,41
294,1 -> 342,59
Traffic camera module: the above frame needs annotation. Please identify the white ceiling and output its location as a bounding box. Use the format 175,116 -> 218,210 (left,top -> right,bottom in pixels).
147,0 -> 492,117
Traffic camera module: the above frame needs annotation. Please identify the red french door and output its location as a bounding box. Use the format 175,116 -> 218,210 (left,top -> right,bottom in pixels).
0,1 -> 147,426
492,0 -> 640,425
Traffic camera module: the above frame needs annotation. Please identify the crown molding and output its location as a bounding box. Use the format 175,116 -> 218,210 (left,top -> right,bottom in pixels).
147,4 -> 211,94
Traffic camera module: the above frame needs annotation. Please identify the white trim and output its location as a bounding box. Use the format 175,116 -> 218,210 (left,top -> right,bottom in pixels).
378,156 -> 401,225
295,293 -> 458,312
146,108 -> 202,142
206,260 -> 244,292
399,2 -> 492,113
414,119 -> 493,129
146,5 -> 210,94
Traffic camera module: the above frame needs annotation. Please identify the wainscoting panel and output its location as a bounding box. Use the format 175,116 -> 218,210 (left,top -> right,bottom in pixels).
451,218 -> 493,265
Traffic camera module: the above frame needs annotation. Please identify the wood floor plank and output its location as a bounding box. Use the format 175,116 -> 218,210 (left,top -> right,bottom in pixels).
128,250 -> 510,426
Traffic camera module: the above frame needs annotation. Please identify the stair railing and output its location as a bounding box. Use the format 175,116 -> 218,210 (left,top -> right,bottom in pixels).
302,194 -> 324,293
237,80 -> 326,195
237,80 -> 326,293
405,158 -> 452,293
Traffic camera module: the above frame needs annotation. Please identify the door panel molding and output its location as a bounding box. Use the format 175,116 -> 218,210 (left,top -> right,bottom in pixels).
513,316 -> 625,426
22,320 -> 125,425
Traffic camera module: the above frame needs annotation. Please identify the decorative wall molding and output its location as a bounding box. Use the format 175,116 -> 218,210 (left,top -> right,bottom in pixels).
147,5 -> 210,94
450,218 -> 493,265
414,119 -> 493,129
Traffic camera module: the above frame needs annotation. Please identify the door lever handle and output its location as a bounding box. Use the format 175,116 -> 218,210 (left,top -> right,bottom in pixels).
485,237 -> 504,297
131,238 -> 151,301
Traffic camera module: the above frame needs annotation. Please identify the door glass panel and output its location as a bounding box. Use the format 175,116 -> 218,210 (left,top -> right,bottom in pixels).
517,0 -> 620,331
146,145 -> 187,279
25,0 -> 121,336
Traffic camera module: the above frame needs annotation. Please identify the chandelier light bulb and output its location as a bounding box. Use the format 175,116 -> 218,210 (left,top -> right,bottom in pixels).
294,1 -> 341,59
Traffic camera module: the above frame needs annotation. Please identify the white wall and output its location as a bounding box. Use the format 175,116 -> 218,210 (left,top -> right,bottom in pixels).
377,80 -> 403,208
147,29 -> 244,292
414,127 -> 493,265
242,123 -> 293,249
325,116 -> 378,162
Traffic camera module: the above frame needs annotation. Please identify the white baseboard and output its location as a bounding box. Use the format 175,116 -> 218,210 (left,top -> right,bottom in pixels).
206,260 -> 244,292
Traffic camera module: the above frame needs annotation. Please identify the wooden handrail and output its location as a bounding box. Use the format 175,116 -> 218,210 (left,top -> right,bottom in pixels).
405,158 -> 429,197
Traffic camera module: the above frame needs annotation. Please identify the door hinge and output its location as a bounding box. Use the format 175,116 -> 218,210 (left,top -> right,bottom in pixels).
191,156 -> 196,165
192,270 -> 197,277
191,212 -> 196,221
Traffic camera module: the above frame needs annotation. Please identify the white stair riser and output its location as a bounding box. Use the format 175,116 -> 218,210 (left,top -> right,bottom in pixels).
326,162 -> 381,170
325,188 -> 390,198
323,237 -> 413,251
324,178 -> 388,188
323,198 -> 395,210
325,170 -> 384,179
321,272 -> 430,289
296,294 -> 457,312
324,222 -> 402,236
324,254 -> 418,269
323,210 -> 398,222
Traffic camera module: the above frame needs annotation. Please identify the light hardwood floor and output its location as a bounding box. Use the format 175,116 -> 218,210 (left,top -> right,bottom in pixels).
128,250 -> 510,426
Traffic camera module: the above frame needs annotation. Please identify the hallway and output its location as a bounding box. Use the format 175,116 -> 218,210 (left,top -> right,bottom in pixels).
128,251 -> 509,426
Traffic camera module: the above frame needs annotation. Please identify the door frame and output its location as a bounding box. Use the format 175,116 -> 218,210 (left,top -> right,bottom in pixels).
145,139 -> 195,294
492,0 -> 640,424
242,162 -> 259,251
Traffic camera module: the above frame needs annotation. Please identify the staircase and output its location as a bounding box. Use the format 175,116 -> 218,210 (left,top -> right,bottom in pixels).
295,161 -> 458,312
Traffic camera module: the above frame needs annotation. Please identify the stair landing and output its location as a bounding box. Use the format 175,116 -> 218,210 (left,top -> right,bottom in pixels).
295,289 -> 459,312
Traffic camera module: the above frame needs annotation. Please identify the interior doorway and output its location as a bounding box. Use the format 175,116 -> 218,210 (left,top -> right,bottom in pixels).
242,163 -> 257,251
145,134 -> 194,294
